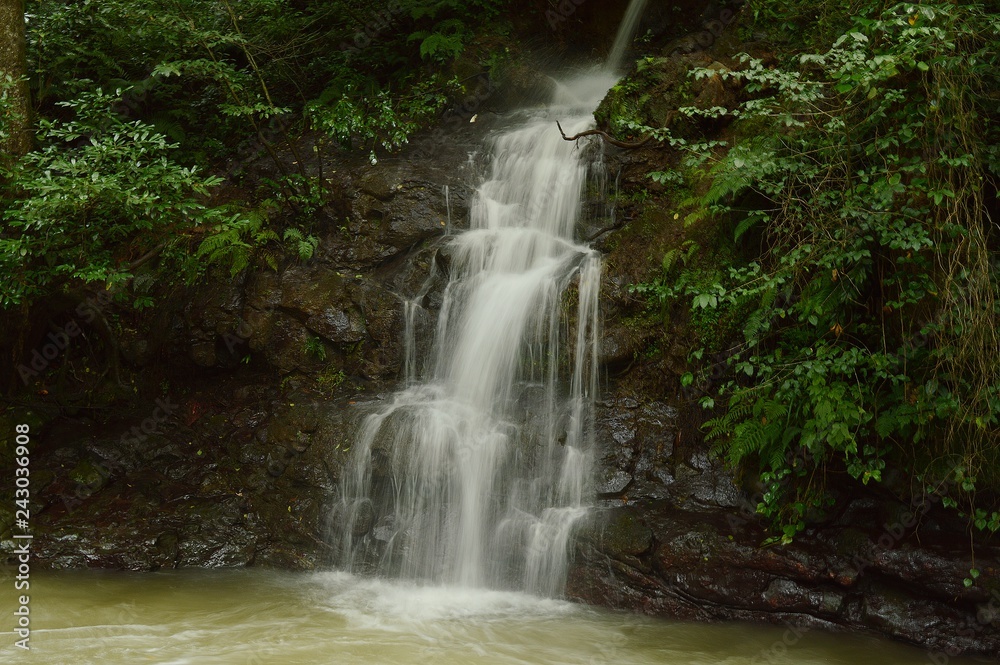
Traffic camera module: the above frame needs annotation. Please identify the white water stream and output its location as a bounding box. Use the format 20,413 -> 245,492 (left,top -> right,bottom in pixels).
608,0 -> 650,72
333,1 -> 645,596
335,73 -> 613,595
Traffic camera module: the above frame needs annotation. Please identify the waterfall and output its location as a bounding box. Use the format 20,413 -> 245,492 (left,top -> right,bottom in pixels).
334,0 -> 648,597
608,0 -> 650,72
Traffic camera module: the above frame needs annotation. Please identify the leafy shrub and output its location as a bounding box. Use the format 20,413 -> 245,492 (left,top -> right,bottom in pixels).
0,88 -> 233,308
636,2 -> 1000,539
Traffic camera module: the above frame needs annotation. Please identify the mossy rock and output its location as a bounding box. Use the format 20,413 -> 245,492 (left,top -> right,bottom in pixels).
595,507 -> 654,557
68,459 -> 110,495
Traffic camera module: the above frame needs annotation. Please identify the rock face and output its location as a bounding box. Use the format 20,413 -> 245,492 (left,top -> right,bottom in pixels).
181,156 -> 478,383
570,384 -> 1000,657
2,108 -> 489,572
14,380 -> 358,570
564,4 -> 998,658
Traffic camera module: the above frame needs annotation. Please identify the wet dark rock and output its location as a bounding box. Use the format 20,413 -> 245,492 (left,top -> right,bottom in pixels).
351,502 -> 374,536
568,501 -> 1000,656
172,131 -> 476,385
570,493 -> 1000,656
597,468 -> 632,495
7,376 -> 355,572
266,457 -> 287,477
578,507 -> 653,558
595,396 -> 702,505
359,172 -> 395,201
378,182 -> 448,250
599,324 -> 653,368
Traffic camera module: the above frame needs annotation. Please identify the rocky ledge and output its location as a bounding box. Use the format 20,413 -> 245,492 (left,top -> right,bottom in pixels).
565,394 -> 1000,658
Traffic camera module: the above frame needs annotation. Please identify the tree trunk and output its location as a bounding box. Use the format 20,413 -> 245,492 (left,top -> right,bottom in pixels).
0,0 -> 31,158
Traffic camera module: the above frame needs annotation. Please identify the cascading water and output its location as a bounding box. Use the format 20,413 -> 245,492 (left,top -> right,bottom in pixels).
334,1 -> 647,596
607,0 -> 650,73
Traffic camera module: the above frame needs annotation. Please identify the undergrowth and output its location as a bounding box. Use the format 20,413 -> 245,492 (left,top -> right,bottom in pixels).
631,1 -> 1000,544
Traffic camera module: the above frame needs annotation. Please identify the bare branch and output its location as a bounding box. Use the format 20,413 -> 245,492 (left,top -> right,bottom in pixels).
556,121 -> 653,149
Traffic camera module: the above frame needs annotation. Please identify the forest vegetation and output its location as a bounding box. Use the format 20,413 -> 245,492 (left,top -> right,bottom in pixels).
1,0 -> 514,311
613,0 -> 1000,564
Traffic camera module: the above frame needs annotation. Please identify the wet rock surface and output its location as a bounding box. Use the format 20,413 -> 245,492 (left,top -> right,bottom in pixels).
572,383 -> 1000,657
569,496 -> 1000,656
1,116 -> 482,572
9,378 -> 364,570
182,158 -> 477,383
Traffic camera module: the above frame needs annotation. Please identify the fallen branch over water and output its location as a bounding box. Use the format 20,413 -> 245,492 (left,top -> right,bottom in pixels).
556,121 -> 653,149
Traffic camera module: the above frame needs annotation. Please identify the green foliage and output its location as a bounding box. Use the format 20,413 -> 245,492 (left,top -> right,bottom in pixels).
189,173 -> 314,273
284,228 -> 320,262
196,210 -> 277,275
409,19 -> 466,62
316,367 -> 348,393
195,208 -> 317,276
648,169 -> 684,187
26,0 -> 511,168
29,0 -> 254,162
306,74 -> 457,164
5,0 -> 512,310
305,334 -> 327,361
743,0 -> 899,52
261,173 -> 327,217
640,2 -> 1000,535
632,235 -> 750,356
0,88 -> 233,308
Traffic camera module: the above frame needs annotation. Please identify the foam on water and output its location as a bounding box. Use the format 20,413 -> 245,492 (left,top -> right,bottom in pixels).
312,572 -> 576,627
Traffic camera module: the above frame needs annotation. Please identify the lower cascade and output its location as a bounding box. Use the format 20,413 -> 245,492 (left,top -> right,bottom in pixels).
333,70 -> 614,595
